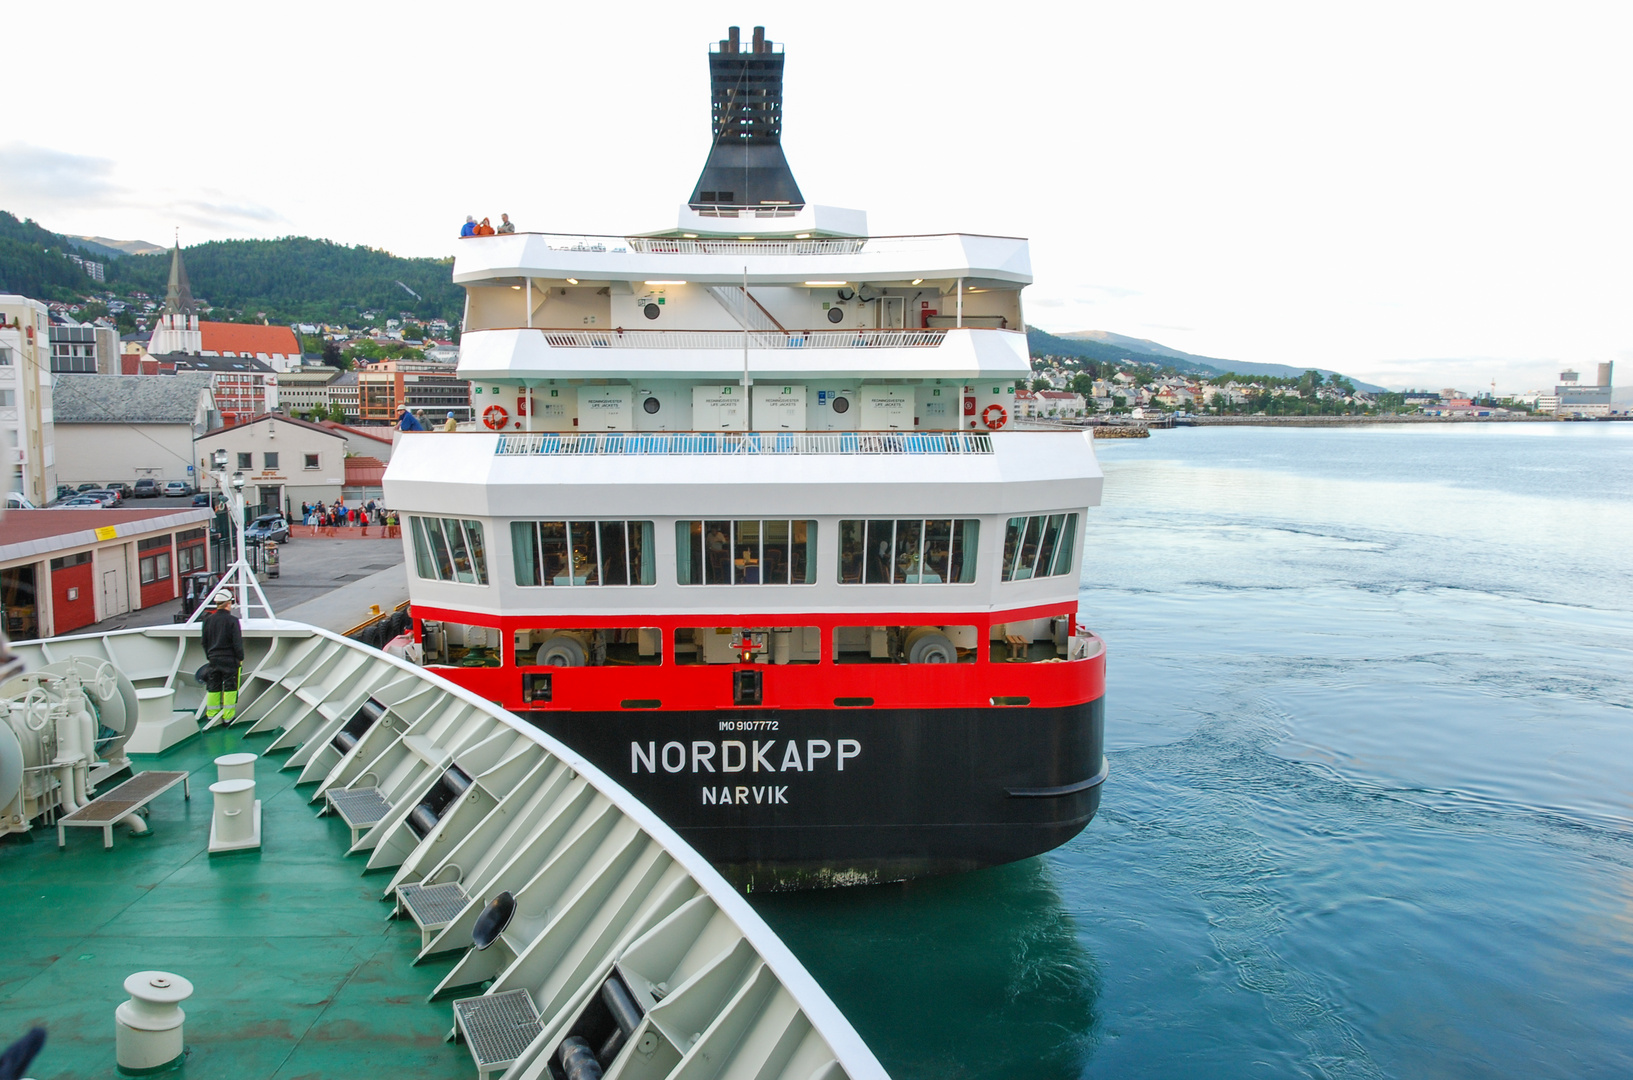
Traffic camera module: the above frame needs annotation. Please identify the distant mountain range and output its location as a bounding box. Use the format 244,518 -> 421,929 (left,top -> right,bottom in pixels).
65,235 -> 166,259
1027,327 -> 1386,392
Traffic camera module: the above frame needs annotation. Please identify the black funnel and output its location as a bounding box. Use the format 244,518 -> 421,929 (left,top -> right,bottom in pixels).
688,26 -> 805,210
472,891 -> 516,950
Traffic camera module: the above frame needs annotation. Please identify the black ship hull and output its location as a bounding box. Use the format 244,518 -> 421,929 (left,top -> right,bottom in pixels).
522,696 -> 1105,890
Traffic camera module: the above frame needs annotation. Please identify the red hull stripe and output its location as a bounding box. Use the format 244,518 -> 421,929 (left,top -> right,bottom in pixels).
408,602 -> 1105,712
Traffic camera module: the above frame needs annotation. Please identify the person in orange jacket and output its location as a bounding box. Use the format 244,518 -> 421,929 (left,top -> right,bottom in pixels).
475,217 -> 496,236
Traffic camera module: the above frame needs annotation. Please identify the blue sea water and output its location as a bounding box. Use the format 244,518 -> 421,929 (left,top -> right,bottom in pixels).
753,423 -> 1633,1079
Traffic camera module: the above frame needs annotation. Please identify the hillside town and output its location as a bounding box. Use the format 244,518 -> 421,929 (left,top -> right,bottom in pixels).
1021,352 -> 1618,421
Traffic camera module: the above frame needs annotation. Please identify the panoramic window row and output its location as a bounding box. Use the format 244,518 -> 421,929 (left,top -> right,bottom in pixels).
512,520 -> 656,586
421,620 -> 1076,669
409,514 -> 1078,588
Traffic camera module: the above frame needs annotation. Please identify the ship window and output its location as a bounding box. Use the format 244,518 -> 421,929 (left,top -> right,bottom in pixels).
832,625 -> 977,664
838,519 -> 979,584
421,619 -> 501,667
409,516 -> 489,585
676,520 -> 815,585
511,521 -> 655,586
514,628 -> 662,667
674,625 -> 821,665
1001,514 -> 1080,582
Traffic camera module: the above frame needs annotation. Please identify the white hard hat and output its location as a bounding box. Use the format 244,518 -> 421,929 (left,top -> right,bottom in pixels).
212,591 -> 234,607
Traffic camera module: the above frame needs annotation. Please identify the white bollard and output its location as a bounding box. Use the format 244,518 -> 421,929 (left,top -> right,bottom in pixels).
208,778 -> 260,852
115,970 -> 193,1072
214,752 -> 257,783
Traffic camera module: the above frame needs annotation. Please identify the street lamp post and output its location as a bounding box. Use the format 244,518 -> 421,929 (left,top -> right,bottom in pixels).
187,448 -> 273,623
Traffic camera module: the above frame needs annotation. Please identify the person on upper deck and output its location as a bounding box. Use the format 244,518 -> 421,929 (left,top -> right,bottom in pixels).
443,411 -> 459,432
397,405 -> 425,431
474,218 -> 495,236
459,215 -> 476,237
497,213 -> 515,234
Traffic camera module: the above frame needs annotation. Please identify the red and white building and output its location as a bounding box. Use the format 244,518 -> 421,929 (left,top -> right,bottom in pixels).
0,508 -> 212,639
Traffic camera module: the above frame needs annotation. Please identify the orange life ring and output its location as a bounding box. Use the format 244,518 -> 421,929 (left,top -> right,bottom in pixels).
483,404 -> 509,430
982,403 -> 1008,430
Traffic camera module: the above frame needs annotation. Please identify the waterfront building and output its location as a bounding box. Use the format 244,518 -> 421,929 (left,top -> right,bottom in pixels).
48,320 -> 119,374
0,507 -> 210,637
0,294 -> 58,506
193,413 -> 348,514
52,373 -> 216,489
1552,362 -> 1614,417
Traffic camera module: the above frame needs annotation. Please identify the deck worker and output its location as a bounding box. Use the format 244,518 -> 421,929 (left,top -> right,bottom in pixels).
202,592 -> 244,723
443,411 -> 458,432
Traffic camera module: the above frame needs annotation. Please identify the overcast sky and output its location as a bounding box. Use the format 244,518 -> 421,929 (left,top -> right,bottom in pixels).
4,1 -> 1628,392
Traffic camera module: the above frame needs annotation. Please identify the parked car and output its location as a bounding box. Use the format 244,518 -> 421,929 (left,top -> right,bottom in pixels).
104,483 -> 133,499
191,492 -> 212,507
5,493 -> 37,510
78,490 -> 121,507
55,485 -> 75,501
162,481 -> 192,497
75,482 -> 102,493
133,479 -> 161,498
244,514 -> 290,543
55,497 -> 106,509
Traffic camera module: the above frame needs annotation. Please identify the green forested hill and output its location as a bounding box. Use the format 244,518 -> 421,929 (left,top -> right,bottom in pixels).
1028,326 -> 1225,374
103,237 -> 462,325
0,211 -> 95,299
0,210 -> 463,326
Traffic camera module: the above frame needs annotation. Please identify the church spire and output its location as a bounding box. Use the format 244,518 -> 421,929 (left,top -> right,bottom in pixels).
162,233 -> 196,316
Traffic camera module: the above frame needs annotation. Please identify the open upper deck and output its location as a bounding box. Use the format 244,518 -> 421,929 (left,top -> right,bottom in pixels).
451,231 -> 1032,290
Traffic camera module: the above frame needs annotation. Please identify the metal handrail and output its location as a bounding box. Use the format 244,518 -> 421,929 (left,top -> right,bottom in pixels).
494,431 -> 994,456
530,328 -> 949,349
456,230 -> 1024,253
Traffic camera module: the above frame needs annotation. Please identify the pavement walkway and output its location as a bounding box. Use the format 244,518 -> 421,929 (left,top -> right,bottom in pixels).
76,536 -> 409,637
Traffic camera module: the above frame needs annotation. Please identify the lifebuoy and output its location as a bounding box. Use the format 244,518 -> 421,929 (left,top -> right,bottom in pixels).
982,403 -> 1008,430
483,405 -> 509,430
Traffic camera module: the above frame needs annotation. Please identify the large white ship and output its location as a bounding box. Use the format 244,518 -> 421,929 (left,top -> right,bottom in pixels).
385,26 -> 1107,889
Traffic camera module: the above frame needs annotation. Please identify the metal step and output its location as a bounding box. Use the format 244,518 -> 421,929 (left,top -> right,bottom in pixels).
453,988 -> 541,1080
397,880 -> 469,948
325,786 -> 391,844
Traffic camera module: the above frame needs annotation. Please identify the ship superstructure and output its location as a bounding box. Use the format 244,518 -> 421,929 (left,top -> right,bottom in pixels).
385,27 -> 1107,888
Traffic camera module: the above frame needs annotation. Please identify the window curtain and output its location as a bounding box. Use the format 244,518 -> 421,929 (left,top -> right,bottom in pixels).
956,519 -> 980,583
511,522 -> 539,586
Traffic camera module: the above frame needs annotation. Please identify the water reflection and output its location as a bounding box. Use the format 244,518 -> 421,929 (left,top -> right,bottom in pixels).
751,857 -> 1101,1080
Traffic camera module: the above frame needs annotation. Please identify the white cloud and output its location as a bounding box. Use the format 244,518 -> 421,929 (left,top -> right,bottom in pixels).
0,141 -> 284,240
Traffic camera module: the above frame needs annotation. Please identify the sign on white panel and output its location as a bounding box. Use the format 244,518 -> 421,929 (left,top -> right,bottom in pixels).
917,386 -> 956,429
859,386 -> 913,430
968,381 -> 1018,432
752,384 -> 805,430
531,387 -> 574,431
577,386 -> 633,430
693,385 -> 748,430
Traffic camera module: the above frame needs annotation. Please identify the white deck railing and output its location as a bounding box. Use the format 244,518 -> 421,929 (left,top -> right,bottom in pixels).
494,431 -> 994,457
469,231 -> 1016,258
535,328 -> 948,349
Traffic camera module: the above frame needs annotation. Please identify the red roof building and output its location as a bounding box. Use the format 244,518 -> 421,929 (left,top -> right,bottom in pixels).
199,321 -> 301,365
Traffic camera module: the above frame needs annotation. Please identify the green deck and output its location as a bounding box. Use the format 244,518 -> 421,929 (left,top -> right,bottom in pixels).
0,727 -> 468,1079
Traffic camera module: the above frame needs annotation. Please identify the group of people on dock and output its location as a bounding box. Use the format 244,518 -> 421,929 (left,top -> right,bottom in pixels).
301,499 -> 399,538
460,213 -> 515,236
